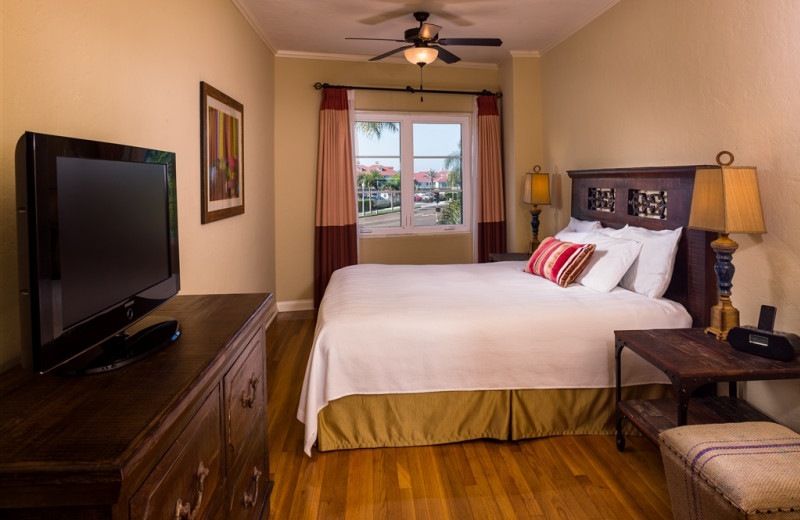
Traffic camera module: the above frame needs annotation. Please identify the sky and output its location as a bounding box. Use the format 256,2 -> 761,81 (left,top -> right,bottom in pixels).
354,122 -> 462,173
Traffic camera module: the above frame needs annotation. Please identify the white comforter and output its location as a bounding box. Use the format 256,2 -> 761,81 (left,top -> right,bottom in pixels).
298,262 -> 691,455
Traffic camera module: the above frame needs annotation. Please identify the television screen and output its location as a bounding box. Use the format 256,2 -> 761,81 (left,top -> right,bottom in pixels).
16,132 -> 180,374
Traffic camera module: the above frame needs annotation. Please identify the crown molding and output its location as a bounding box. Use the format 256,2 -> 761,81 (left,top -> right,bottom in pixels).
500,50 -> 542,67
540,0 -> 620,55
509,50 -> 542,58
230,0 -> 276,54
274,50 -> 500,70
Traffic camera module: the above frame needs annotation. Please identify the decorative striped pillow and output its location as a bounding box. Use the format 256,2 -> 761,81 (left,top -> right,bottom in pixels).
524,237 -> 596,287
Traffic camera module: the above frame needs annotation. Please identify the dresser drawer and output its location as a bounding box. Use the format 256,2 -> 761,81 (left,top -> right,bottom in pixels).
227,419 -> 270,520
224,329 -> 265,465
130,386 -> 223,520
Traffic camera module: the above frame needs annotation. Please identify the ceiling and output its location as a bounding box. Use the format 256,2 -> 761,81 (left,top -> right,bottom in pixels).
233,0 -> 620,66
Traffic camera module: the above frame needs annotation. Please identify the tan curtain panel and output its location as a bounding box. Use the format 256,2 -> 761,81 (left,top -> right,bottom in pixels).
314,88 -> 358,307
476,95 -> 506,262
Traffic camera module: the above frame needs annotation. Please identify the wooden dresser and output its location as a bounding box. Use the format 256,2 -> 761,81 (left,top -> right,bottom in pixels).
0,293 -> 276,519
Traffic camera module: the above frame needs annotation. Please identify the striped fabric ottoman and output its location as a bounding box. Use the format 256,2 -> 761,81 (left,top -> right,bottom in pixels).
659,422 -> 800,519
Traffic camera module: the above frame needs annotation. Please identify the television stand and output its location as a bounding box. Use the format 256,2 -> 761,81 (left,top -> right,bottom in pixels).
61,316 -> 181,375
0,293 -> 276,519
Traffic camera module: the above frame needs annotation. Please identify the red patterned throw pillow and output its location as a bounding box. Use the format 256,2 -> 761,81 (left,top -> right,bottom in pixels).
524,237 -> 596,287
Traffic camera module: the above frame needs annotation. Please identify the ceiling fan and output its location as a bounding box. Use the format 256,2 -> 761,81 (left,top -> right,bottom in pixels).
346,11 -> 503,66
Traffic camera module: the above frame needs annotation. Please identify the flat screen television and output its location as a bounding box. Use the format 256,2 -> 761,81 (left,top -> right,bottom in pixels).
16,132 -> 181,374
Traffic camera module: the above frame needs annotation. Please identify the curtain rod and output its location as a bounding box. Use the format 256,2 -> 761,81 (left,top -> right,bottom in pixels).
313,82 -> 502,98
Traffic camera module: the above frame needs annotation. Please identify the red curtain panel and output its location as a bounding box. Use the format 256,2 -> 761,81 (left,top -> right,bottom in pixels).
476,95 -> 506,262
314,88 -> 358,307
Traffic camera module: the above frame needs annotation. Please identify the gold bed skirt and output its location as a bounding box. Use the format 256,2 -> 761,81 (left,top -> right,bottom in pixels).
317,385 -> 670,452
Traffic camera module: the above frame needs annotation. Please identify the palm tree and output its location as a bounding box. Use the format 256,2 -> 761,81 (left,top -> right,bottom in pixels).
356,169 -> 383,214
443,142 -> 462,191
425,168 -> 439,190
440,143 -> 463,224
383,174 -> 401,208
354,121 -> 399,140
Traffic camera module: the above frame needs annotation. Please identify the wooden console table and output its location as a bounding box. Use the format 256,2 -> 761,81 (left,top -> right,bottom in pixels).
0,293 -> 276,519
614,328 -> 800,451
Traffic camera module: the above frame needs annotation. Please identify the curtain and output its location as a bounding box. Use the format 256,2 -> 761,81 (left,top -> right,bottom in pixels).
314,88 -> 358,307
476,95 -> 506,262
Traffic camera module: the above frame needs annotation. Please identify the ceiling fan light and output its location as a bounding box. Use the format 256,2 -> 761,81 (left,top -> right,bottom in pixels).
404,46 -> 438,65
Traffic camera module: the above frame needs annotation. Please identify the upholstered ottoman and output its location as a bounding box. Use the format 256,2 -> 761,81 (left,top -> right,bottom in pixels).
659,422 -> 800,519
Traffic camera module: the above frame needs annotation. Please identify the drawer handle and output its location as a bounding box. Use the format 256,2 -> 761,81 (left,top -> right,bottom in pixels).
242,466 -> 262,509
240,373 -> 260,408
174,461 -> 210,520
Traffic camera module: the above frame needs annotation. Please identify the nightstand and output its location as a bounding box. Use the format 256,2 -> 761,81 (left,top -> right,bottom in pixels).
489,252 -> 530,262
614,328 -> 800,451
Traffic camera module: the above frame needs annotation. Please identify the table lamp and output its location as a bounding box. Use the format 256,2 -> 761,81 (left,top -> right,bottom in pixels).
522,165 -> 551,253
688,151 -> 766,340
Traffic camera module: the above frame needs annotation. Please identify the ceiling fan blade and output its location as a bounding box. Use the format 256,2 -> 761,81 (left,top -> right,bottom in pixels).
438,38 -> 503,47
358,7 -> 416,25
419,23 -> 442,40
346,37 -> 407,42
369,45 -> 413,61
430,45 -> 460,64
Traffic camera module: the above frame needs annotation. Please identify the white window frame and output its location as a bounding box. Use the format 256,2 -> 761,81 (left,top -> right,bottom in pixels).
353,111 -> 473,236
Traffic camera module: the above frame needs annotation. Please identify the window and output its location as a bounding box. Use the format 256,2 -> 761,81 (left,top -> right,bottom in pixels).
353,112 -> 471,235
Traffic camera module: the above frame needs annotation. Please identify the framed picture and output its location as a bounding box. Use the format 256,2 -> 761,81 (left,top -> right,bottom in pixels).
201,81 -> 244,223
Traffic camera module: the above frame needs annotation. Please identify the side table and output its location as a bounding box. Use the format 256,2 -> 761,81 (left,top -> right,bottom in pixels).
614,328 -> 800,451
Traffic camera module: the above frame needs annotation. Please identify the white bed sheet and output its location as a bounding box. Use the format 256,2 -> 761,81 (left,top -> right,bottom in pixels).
298,261 -> 691,455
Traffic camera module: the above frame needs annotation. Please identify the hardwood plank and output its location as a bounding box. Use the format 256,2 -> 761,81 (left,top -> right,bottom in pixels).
405,445 -> 440,520
373,448 -> 403,520
267,311 -> 674,519
392,449 -> 416,520
345,448 -> 374,520
462,441 -> 523,520
496,442 -> 549,518
318,450 -> 349,519
472,441 -> 527,519
576,436 -> 671,520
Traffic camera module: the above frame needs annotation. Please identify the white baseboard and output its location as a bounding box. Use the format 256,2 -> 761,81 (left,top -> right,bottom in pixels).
277,299 -> 315,312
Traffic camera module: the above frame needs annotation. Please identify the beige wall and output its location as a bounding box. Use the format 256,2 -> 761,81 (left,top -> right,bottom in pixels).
0,0 -> 276,370
542,0 -> 800,429
274,57 -> 500,307
500,55 -> 547,254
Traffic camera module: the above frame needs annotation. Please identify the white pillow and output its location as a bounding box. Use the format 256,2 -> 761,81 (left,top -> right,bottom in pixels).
555,218 -> 604,240
618,226 -> 682,298
569,217 -> 603,233
555,231 -> 643,292
597,225 -> 628,238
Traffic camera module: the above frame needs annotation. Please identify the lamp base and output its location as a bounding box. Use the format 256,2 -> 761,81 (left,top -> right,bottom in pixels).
705,301 -> 740,340
529,237 -> 540,255
705,234 -> 740,341
529,206 -> 542,254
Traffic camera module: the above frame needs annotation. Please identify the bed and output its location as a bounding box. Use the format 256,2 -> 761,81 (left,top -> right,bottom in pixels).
298,165 -> 717,456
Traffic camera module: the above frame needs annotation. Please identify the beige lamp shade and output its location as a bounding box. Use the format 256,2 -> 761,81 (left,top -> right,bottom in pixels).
522,166 -> 551,206
689,165 -> 766,234
404,46 -> 438,65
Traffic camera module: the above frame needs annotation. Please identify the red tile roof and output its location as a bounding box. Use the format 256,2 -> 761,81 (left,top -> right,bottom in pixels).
356,164 -> 399,177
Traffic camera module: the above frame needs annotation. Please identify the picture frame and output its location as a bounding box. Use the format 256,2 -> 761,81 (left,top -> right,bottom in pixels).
200,81 -> 244,223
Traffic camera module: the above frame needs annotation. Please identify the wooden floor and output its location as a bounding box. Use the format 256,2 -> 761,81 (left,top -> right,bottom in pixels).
266,311 -> 673,519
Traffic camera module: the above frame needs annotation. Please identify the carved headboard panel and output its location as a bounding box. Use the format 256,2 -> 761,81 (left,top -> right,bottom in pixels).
568,166 -> 717,327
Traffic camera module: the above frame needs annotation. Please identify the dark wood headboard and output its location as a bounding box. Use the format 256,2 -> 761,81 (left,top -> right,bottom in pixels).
567,165 -> 717,327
